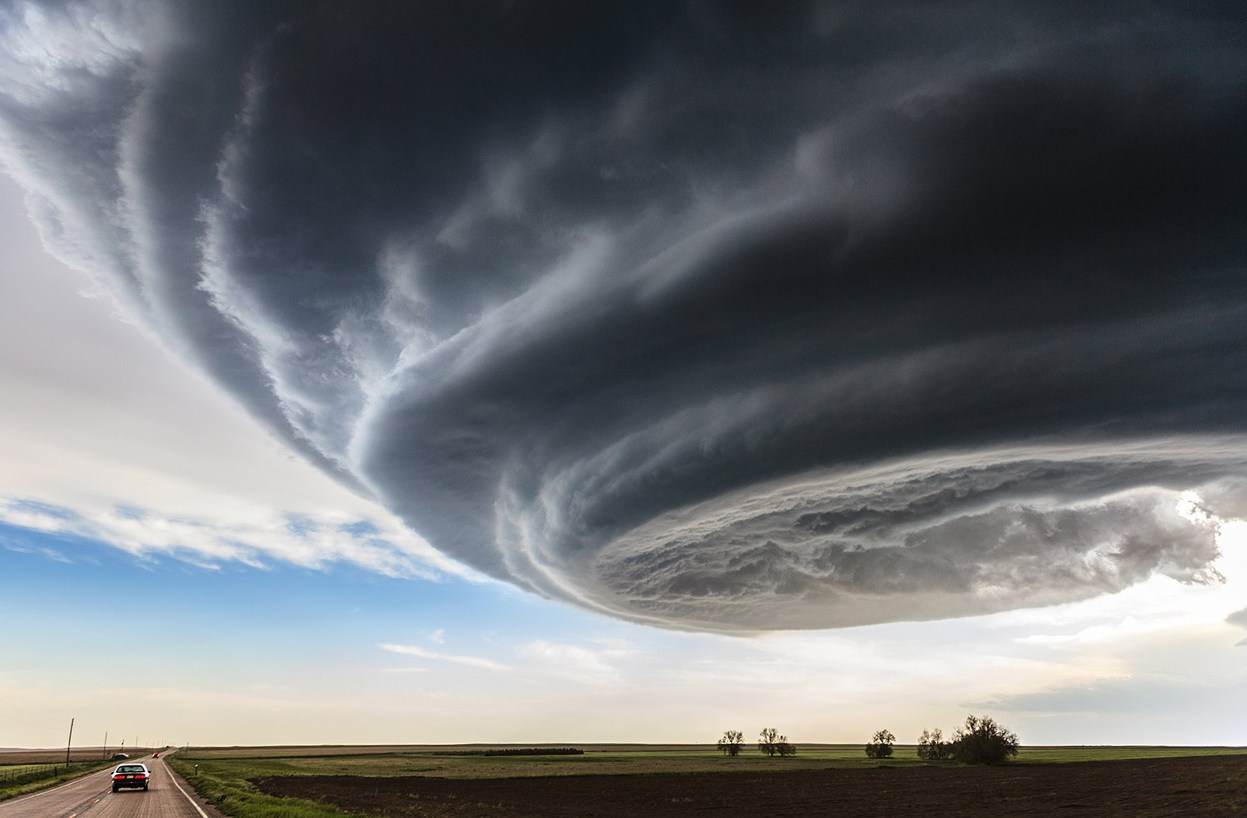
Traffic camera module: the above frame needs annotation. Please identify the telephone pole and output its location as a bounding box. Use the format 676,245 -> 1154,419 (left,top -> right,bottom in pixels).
65,717 -> 75,765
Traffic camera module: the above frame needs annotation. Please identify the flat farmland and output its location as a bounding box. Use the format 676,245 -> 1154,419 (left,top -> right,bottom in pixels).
256,755 -> 1247,817
179,747 -> 930,779
170,746 -> 1247,818
0,749 -> 127,764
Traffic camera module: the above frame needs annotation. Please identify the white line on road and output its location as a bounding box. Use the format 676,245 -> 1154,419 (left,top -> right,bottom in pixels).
164,762 -> 210,818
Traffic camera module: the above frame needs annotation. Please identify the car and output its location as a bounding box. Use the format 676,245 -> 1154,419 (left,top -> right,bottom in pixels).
111,762 -> 152,792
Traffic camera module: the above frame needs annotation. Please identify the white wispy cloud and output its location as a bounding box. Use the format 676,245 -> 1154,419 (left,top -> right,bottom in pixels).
0,495 -> 452,580
516,639 -> 633,681
378,642 -> 510,672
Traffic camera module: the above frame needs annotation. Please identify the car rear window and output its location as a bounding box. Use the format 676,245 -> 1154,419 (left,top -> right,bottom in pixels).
117,765 -> 145,772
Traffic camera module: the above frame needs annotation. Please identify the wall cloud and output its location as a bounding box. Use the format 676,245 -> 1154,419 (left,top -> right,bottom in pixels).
2,1 -> 1244,629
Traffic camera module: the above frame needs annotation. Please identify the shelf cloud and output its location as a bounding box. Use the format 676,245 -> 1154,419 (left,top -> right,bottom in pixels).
2,1 -> 1245,630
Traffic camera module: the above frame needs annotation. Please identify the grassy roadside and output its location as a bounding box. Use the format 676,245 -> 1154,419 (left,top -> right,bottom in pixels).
167,756 -> 362,818
0,760 -> 115,802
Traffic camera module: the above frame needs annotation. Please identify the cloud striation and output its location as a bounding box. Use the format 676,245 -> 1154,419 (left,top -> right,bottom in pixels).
2,1 -> 1245,630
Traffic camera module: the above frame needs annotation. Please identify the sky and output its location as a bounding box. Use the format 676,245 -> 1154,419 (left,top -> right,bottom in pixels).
1,0 -> 1245,749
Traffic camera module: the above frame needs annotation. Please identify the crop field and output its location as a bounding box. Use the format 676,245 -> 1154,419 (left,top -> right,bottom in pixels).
168,745 -> 1247,818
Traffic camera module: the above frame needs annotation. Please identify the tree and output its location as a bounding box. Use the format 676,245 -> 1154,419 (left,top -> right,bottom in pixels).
717,730 -> 744,757
864,729 -> 895,759
950,714 -> 1019,764
758,727 -> 789,757
917,727 -> 953,761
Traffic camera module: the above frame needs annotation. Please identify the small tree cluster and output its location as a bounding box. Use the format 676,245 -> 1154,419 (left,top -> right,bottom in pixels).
916,727 -> 953,761
716,728 -> 796,757
757,727 -> 795,757
758,727 -> 781,757
917,715 -> 1018,764
864,729 -> 895,759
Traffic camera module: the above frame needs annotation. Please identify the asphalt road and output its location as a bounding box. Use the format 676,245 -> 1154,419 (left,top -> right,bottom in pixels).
0,753 -> 225,818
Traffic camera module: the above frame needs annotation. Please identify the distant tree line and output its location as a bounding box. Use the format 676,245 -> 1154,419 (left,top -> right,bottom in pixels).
454,748 -> 584,757
483,747 -> 584,757
717,714 -> 1018,765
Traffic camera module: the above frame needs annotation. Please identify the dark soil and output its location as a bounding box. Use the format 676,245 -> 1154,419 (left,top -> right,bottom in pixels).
257,754 -> 1247,817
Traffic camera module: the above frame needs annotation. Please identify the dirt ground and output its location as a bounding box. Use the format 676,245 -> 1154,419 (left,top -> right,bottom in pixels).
258,753 -> 1247,817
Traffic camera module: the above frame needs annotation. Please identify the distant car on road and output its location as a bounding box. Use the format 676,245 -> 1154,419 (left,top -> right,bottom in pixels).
111,763 -> 151,792
152,752 -> 159,758
111,752 -> 129,760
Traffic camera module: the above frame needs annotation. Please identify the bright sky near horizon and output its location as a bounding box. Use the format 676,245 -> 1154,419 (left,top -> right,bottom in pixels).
1,1 -> 1245,750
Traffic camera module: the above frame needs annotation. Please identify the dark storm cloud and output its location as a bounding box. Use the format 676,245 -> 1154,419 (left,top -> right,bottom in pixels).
2,1 -> 1245,629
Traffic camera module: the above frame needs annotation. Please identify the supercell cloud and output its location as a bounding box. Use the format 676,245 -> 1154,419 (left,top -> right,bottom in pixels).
2,1 -> 1245,630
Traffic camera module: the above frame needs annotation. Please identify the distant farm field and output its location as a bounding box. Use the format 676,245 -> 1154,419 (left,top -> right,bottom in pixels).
169,745 -> 1247,818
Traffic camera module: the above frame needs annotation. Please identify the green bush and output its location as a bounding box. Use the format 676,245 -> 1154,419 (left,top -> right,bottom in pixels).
950,715 -> 1019,764
865,729 -> 895,759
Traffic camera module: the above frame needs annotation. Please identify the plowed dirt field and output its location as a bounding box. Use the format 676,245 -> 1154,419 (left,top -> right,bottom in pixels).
258,753 -> 1247,817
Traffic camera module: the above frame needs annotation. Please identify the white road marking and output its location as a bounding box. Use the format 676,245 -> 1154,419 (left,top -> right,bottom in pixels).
163,761 -> 210,818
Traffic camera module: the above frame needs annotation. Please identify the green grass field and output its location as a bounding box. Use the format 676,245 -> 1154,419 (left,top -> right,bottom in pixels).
166,744 -> 1247,818
0,760 -> 114,801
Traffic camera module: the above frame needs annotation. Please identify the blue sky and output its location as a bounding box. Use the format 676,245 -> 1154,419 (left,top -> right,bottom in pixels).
2,2 -> 1246,752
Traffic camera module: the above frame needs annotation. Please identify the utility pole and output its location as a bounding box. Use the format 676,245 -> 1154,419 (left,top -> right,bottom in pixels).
103,732 -> 108,761
65,717 -> 74,765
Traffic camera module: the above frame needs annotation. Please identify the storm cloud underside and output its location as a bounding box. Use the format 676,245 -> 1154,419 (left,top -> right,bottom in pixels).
2,1 -> 1245,630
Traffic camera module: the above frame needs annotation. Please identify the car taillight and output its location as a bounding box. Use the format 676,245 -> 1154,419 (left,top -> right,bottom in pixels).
136,774 -> 146,779
113,774 -> 123,779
